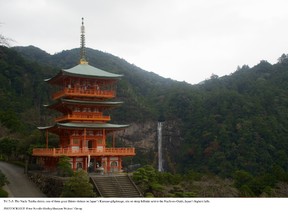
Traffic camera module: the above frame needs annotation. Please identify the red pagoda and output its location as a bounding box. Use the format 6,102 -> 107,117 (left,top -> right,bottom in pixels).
32,18 -> 135,173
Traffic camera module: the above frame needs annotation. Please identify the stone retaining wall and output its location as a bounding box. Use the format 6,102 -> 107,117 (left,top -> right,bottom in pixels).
27,172 -> 67,197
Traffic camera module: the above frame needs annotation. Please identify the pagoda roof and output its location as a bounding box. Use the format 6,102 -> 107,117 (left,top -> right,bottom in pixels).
38,122 -> 129,131
45,98 -> 123,109
45,63 -> 122,83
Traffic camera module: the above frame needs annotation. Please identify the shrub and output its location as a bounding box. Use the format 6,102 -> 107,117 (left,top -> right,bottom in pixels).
0,188 -> 8,197
61,170 -> 95,197
0,170 -> 9,187
57,155 -> 73,177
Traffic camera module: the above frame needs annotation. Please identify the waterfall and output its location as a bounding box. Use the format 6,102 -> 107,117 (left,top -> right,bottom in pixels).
157,121 -> 164,172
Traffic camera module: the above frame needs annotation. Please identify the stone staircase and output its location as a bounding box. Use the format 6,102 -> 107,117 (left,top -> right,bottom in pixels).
90,175 -> 143,197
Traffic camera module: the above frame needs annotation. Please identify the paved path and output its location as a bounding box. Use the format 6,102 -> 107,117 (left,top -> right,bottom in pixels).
0,161 -> 45,197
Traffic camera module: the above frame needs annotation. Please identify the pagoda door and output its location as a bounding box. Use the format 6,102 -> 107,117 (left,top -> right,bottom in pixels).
110,161 -> 118,173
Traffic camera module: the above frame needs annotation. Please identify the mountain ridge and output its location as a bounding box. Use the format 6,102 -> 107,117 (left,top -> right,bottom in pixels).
2,45 -> 288,194
13,45 -> 185,84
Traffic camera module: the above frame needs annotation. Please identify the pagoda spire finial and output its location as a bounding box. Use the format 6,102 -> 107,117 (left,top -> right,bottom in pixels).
80,17 -> 88,64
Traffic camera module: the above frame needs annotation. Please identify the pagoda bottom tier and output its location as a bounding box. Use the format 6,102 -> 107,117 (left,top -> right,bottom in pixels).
33,147 -> 135,173
33,147 -> 135,157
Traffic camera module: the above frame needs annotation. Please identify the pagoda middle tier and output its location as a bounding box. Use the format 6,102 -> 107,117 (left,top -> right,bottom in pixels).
46,98 -> 123,123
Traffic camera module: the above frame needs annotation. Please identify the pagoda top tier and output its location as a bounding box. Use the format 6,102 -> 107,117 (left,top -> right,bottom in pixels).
45,63 -> 123,85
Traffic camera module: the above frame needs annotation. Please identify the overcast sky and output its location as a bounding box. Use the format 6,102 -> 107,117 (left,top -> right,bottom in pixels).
1,0 -> 288,84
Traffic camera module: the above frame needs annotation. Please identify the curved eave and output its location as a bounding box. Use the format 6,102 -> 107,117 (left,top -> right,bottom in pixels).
38,123 -> 129,131
37,126 -> 54,130
44,99 -> 123,110
45,64 -> 122,84
58,122 -> 129,130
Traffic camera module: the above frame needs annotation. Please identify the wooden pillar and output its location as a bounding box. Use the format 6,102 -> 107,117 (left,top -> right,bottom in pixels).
46,132 -> 48,149
103,129 -> 106,144
107,157 -> 110,173
118,157 -> 122,172
72,157 -> 76,171
112,131 -> 115,148
44,157 -> 48,170
93,156 -> 97,171
83,128 -> 86,149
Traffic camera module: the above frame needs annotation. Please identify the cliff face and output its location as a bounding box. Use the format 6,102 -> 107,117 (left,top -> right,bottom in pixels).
117,120 -> 183,172
119,121 -> 157,149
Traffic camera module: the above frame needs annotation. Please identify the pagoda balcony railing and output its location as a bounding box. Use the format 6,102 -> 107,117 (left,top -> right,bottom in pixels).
55,113 -> 111,122
32,147 -> 135,157
52,88 -> 116,100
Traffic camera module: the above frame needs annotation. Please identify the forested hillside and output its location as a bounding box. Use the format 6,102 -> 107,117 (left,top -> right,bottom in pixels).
179,60 -> 288,175
13,46 -> 194,123
2,45 -> 288,196
0,46 -> 56,161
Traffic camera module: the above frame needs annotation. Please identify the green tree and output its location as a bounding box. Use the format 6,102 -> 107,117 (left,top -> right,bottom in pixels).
234,170 -> 253,189
0,33 -> 12,47
0,188 -> 8,197
57,155 -> 73,177
61,170 -> 95,197
278,53 -> 288,64
0,170 -> 9,197
0,170 -> 9,187
0,138 -> 19,160
132,165 -> 164,197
